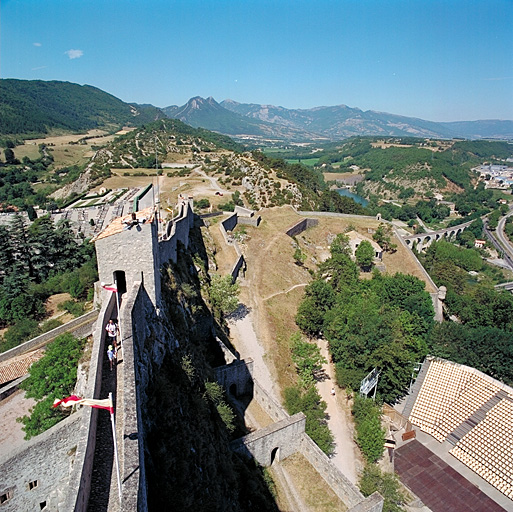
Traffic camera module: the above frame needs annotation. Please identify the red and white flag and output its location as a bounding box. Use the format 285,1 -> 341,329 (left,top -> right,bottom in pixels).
53,395 -> 113,413
101,282 -> 118,293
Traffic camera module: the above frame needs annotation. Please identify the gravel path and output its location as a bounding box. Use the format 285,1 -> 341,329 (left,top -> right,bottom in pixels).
316,338 -> 360,484
227,311 -> 279,403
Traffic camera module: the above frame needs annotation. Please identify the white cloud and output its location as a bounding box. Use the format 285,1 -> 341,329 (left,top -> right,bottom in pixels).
65,49 -> 83,59
33,42 -> 42,47
32,66 -> 48,71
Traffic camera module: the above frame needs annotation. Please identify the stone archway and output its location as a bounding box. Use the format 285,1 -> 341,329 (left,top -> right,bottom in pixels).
270,447 -> 280,465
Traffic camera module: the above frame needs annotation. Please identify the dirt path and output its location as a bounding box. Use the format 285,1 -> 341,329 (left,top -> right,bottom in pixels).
316,338 -> 360,484
0,390 -> 35,456
227,311 -> 279,402
262,283 -> 308,302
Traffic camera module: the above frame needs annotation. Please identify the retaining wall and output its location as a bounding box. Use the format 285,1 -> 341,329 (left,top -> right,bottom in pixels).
285,217 -> 319,238
299,434 -> 364,508
0,310 -> 98,364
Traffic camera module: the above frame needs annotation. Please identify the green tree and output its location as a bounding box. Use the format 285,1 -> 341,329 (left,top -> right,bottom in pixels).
209,274 -> 239,316
293,246 -> 306,266
290,332 -> 326,387
373,223 -> 397,253
18,333 -> 85,439
360,464 -> 407,512
330,233 -> 351,256
352,396 -> 385,463
355,240 -> 375,270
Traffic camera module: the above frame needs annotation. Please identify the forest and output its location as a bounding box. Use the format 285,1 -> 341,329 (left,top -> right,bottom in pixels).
0,79 -> 163,136
0,214 -> 97,352
295,231 -> 513,406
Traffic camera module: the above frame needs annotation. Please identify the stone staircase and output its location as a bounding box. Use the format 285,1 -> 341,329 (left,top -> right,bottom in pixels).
445,389 -> 510,446
401,359 -> 431,420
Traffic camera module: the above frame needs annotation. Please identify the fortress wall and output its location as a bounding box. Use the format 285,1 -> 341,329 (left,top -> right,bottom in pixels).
221,212 -> 238,233
230,413 -> 306,466
0,411 -> 84,512
285,217 -> 319,238
96,218 -> 161,308
238,216 -> 261,227
215,358 -> 254,397
159,200 -> 194,265
0,310 -> 98,364
234,205 -> 254,217
299,434 -> 365,509
63,292 -> 117,512
297,211 -> 378,221
119,281 -> 149,512
252,379 -> 289,422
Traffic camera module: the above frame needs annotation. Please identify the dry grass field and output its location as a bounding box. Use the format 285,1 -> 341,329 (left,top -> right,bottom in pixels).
273,452 -> 348,512
12,130 -> 120,168
208,207 -> 438,398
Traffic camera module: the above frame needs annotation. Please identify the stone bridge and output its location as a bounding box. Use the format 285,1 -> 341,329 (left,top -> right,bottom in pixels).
403,219 -> 475,251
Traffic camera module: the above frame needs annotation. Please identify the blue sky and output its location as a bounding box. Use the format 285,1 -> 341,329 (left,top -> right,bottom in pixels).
1,0 -> 512,122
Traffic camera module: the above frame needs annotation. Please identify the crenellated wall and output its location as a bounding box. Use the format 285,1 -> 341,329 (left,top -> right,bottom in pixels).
159,199 -> 194,265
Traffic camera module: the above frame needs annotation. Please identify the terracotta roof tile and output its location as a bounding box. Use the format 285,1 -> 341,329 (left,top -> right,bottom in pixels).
91,206 -> 155,242
0,349 -> 45,385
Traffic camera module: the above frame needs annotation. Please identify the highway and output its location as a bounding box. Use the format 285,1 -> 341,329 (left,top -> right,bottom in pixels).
483,209 -> 513,272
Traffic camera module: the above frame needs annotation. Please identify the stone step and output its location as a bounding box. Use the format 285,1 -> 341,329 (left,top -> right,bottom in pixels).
445,391 -> 507,446
402,359 -> 431,420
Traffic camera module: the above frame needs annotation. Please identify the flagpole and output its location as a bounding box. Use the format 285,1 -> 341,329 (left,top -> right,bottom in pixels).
109,392 -> 122,504
114,281 -> 123,359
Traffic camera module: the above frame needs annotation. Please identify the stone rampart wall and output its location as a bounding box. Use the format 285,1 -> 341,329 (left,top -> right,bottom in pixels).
221,212 -> 238,233
119,280 -> 148,512
234,205 -> 254,217
230,413 -> 306,466
348,492 -> 384,512
63,292 -> 116,512
285,218 -> 319,238
159,200 -> 194,264
299,434 -> 364,508
0,411 -> 83,512
0,375 -> 29,402
297,210 -> 378,221
0,310 -> 98,364
215,358 -> 254,397
252,379 -> 289,423
238,216 -> 261,227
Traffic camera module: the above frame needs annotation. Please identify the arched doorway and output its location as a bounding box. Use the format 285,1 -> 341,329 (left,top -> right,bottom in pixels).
114,271 -> 127,295
270,447 -> 280,465
229,383 -> 237,397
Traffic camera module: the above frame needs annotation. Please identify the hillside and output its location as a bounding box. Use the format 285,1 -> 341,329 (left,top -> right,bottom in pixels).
0,79 -> 165,137
268,137 -> 513,202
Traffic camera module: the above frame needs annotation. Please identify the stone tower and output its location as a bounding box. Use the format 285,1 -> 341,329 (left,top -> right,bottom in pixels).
92,206 -> 161,308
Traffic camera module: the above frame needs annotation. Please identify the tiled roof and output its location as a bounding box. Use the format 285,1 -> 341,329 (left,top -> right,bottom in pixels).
0,349 -> 45,385
91,206 -> 155,242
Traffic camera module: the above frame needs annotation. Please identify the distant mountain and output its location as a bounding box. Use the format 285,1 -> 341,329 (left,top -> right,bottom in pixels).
221,100 -> 513,141
439,120 -> 513,140
163,96 -> 319,141
0,79 -> 166,136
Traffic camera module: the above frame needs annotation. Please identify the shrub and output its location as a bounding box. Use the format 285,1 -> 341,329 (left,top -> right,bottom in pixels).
360,463 -> 407,512
352,395 -> 385,463
18,333 -> 86,439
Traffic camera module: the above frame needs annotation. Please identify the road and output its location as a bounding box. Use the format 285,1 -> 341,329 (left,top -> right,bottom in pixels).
483,210 -> 513,272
